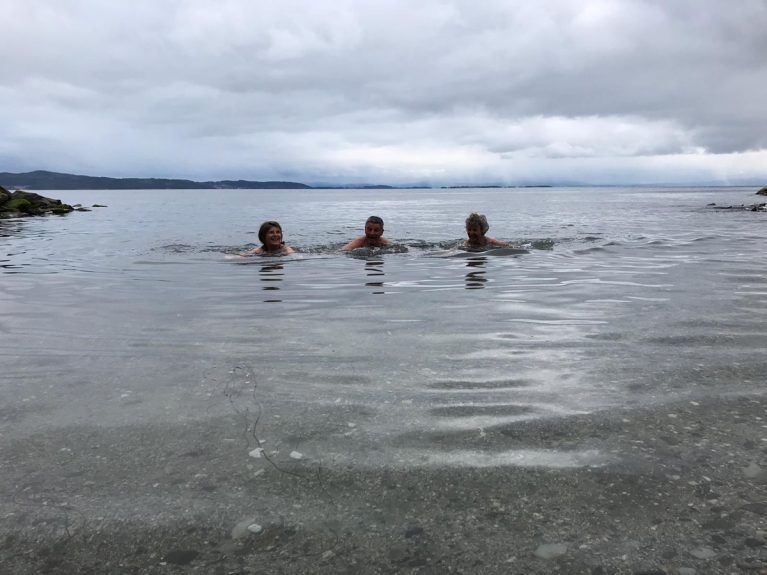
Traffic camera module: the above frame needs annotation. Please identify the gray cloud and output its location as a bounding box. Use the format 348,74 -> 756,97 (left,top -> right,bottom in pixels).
1,0 -> 766,184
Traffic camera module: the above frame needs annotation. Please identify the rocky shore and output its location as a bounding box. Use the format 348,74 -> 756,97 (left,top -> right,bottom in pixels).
1,393 -> 765,574
0,186 -> 78,218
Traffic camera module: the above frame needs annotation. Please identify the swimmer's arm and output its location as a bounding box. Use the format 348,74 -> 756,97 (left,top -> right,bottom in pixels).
281,245 -> 296,255
341,237 -> 366,250
238,247 -> 263,256
487,237 -> 510,247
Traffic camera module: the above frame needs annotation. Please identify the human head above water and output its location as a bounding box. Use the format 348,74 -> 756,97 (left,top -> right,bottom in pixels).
366,216 -> 384,229
364,216 -> 384,240
465,213 -> 489,234
258,220 -> 283,246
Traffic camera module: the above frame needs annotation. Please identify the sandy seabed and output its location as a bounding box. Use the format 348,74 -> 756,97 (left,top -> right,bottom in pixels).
2,394 -> 766,575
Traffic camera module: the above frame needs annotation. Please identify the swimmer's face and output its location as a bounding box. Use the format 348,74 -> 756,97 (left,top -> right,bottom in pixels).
263,225 -> 283,249
466,224 -> 485,244
364,222 -> 384,244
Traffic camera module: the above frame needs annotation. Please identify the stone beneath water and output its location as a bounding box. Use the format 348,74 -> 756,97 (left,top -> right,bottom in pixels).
231,517 -> 262,539
689,546 -> 716,560
163,549 -> 199,565
534,543 -> 568,559
0,186 -> 76,218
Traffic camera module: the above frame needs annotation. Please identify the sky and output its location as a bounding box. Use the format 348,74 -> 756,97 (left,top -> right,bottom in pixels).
1,0 -> 766,186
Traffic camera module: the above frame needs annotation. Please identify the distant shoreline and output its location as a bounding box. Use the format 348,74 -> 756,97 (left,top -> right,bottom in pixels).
0,170 -> 555,191
1,170 -> 762,191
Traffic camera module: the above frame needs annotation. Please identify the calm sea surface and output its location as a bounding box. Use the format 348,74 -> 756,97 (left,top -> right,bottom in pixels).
1,187 -> 765,467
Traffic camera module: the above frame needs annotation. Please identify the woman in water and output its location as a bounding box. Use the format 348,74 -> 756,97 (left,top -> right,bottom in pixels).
240,221 -> 295,255
465,213 -> 509,249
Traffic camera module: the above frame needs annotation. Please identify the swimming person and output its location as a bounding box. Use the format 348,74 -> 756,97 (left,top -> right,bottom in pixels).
240,221 -> 296,255
342,216 -> 390,250
465,213 -> 509,249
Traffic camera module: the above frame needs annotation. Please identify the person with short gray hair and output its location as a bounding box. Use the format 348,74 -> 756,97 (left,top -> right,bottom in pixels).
465,213 -> 508,248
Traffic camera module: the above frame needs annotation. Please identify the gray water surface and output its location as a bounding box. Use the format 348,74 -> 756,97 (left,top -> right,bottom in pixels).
2,187 -> 765,468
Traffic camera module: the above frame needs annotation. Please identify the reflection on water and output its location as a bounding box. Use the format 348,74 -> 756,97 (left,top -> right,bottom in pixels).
1,187 -> 766,471
365,258 -> 385,294
465,256 -> 487,289
260,262 -> 283,302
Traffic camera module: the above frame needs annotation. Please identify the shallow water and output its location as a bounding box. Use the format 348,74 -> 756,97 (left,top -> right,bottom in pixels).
1,187 -> 765,468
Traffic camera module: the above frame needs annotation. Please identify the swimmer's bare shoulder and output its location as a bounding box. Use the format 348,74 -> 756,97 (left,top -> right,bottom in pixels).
342,237 -> 367,250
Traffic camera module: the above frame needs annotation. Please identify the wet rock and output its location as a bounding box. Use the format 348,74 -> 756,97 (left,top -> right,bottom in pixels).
231,517 -> 261,540
741,502 -> 767,516
710,534 -> 727,546
743,462 -> 764,480
164,549 -> 199,565
404,525 -> 424,539
756,187 -> 767,195
534,542 -> 567,559
706,202 -> 767,212
689,547 -> 716,560
737,558 -> 767,571
0,189 -> 74,218
744,537 -> 765,548
677,568 -> 696,575
701,515 -> 737,530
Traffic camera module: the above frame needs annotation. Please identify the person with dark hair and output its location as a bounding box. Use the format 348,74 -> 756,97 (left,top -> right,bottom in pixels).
465,213 -> 508,248
240,221 -> 295,255
342,215 -> 390,250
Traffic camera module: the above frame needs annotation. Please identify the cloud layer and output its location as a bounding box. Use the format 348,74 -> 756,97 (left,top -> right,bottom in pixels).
2,0 -> 766,185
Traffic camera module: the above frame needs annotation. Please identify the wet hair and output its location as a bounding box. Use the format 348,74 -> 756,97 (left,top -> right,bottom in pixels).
258,221 -> 283,246
366,216 -> 384,228
465,213 -> 489,234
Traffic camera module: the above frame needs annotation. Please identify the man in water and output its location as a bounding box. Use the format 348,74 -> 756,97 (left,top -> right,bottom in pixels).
342,216 -> 390,250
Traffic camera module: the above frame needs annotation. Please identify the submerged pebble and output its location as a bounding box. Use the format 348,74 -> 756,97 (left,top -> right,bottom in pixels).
534,543 -> 567,559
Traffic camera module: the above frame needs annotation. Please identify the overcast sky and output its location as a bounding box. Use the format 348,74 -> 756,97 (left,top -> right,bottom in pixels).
1,0 -> 766,186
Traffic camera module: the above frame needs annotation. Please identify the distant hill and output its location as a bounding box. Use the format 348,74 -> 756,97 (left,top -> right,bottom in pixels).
0,170 -> 312,190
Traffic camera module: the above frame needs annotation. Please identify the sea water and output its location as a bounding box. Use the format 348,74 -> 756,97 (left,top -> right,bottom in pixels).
1,187 -> 765,467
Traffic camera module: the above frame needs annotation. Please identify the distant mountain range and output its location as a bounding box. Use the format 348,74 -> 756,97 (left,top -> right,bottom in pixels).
0,170 -> 313,190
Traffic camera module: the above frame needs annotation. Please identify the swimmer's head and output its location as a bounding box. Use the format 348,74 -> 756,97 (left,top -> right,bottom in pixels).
364,216 -> 384,243
465,213 -> 489,234
258,221 -> 283,248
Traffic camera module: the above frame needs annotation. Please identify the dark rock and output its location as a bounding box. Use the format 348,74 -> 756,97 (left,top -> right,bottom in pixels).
701,515 -> 737,530
711,534 -> 727,545
164,549 -> 199,565
756,187 -> 767,195
740,502 -> 767,516
92,204 -> 108,207
737,558 -> 767,570
744,537 -> 765,548
706,202 -> 766,211
0,190 -> 74,218
660,548 -> 677,559
659,435 -> 680,446
404,526 -> 424,539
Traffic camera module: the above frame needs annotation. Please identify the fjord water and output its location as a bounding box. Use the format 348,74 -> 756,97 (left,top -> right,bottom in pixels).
1,187 -> 765,468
